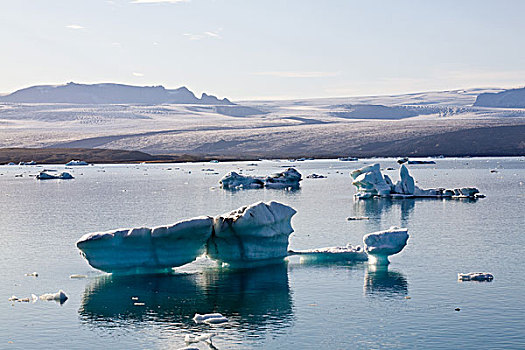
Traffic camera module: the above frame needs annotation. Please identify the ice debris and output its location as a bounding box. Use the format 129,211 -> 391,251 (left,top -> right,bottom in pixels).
306,173 -> 327,179
69,274 -> 87,279
24,272 -> 38,277
184,333 -> 215,344
39,290 -> 68,303
220,168 -> 301,189
9,294 -> 38,303
193,313 -> 228,324
458,272 -> 494,282
77,201 -> 296,273
351,163 -> 484,199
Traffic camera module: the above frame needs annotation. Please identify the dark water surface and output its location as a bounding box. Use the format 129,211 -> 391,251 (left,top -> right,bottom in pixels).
1,158 -> 524,349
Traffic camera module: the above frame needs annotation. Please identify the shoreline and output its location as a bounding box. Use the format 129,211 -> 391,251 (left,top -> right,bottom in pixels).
0,146 -> 523,165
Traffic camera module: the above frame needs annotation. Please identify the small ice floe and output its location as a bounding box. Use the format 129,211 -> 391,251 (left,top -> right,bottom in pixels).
458,272 -> 494,282
9,294 -> 38,303
25,272 -> 38,277
338,157 -> 358,161
407,160 -> 436,165
184,333 -> 215,344
36,171 -> 74,180
289,244 -> 368,263
39,290 -> 68,303
193,313 -> 228,324
347,216 -> 369,221
65,160 -> 88,166
306,174 -> 327,179
69,274 -> 87,279
133,302 -> 145,306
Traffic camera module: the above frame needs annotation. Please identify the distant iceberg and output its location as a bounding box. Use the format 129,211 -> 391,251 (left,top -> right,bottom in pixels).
36,171 -> 74,180
351,163 -> 484,199
219,168 -> 301,190
65,160 -> 88,166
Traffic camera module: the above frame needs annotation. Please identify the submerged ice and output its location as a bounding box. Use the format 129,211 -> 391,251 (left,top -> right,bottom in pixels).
351,163 -> 483,199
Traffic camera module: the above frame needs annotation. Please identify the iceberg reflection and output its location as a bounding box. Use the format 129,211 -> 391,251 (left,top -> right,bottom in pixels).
363,265 -> 408,299
79,263 -> 294,334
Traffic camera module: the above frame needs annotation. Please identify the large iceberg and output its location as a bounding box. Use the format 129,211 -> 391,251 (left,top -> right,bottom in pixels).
77,201 -> 296,273
207,201 -> 297,267
220,168 -> 301,190
363,226 -> 409,265
77,217 -> 214,273
352,163 -> 483,199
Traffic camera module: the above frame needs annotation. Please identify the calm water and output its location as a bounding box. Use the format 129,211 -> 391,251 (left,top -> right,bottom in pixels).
0,158 -> 524,349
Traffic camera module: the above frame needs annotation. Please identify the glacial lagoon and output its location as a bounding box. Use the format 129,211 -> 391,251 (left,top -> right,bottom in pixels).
1,158 -> 524,349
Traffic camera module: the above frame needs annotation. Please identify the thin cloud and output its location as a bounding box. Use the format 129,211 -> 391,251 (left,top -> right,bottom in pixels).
183,30 -> 221,40
253,71 -> 340,78
131,0 -> 189,3
132,72 -> 144,77
66,24 -> 85,30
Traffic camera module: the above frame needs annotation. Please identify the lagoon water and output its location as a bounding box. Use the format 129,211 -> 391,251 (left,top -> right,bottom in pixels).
1,158 -> 524,349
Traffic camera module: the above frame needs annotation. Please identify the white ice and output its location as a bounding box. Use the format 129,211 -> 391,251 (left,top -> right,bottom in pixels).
65,160 -> 88,166
363,226 -> 409,265
77,217 -> 214,273
264,168 -> 302,189
193,313 -> 228,324
207,201 -> 297,267
36,171 -> 74,180
289,244 -> 368,262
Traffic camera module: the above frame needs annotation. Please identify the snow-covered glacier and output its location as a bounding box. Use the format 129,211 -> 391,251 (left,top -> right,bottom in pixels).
351,163 -> 483,199
207,201 -> 297,267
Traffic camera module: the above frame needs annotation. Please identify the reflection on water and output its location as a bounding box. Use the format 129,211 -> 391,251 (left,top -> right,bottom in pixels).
363,265 -> 408,298
353,198 -> 416,227
80,263 -> 294,335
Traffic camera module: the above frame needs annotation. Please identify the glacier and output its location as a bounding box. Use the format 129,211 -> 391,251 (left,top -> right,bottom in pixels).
352,163 -> 483,199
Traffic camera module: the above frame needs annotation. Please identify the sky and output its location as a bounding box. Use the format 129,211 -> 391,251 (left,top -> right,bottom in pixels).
1,0 -> 524,100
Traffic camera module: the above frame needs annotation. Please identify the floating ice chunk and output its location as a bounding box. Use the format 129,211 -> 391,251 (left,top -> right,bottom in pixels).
193,313 -> 228,324
290,244 -> 368,262
185,333 -> 215,344
25,272 -> 38,277
77,217 -> 213,273
36,171 -> 74,180
352,164 -> 483,199
69,274 -> 87,279
458,272 -> 494,281
306,173 -> 327,179
264,168 -> 302,189
208,201 -> 297,266
351,164 -> 392,197
219,171 -> 264,189
39,290 -> 68,303
65,160 -> 88,166
363,226 -> 409,266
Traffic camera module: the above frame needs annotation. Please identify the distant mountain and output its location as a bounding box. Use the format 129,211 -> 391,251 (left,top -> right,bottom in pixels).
0,82 -> 234,105
474,87 -> 525,108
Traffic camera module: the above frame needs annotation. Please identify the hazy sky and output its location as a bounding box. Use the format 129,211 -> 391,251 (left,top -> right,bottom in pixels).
1,0 -> 524,100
